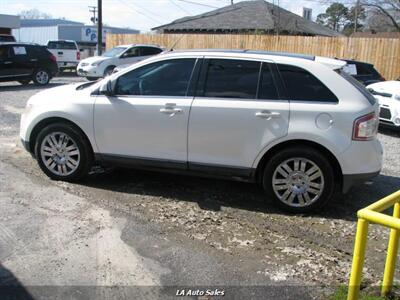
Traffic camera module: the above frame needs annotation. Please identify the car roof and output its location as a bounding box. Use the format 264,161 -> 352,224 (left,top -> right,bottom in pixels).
118,44 -> 162,48
169,49 -> 316,60
156,49 -> 346,69
0,42 -> 41,46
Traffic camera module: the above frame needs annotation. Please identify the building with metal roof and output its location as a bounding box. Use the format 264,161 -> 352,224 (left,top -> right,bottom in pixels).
12,18 -> 139,57
152,0 -> 340,37
0,14 -> 21,35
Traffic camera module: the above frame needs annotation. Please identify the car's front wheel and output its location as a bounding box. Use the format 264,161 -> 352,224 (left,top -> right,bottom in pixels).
262,146 -> 336,213
34,123 -> 93,181
33,69 -> 50,86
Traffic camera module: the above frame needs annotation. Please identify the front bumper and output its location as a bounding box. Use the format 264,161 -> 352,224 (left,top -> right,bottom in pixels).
77,65 -> 102,78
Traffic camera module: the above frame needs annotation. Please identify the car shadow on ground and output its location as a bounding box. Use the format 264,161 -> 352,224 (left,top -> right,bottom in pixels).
79,167 -> 400,222
0,82 -> 65,92
0,263 -> 34,300
379,126 -> 400,138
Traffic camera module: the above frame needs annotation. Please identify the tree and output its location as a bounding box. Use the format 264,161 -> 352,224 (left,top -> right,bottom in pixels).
19,9 -> 52,19
317,3 -> 349,31
342,5 -> 367,35
360,0 -> 400,32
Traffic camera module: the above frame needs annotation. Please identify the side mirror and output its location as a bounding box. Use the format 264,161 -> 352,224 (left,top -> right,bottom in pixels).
99,80 -> 114,96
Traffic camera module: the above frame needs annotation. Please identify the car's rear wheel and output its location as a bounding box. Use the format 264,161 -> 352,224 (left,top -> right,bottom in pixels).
33,69 -> 50,86
18,79 -> 31,85
262,146 -> 335,213
34,123 -> 93,181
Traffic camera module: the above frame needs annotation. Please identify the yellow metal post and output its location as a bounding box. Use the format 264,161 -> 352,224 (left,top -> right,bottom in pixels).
347,218 -> 369,300
382,202 -> 400,296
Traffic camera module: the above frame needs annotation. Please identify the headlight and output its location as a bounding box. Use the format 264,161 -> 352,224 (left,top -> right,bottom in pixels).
395,94 -> 400,101
91,60 -> 104,66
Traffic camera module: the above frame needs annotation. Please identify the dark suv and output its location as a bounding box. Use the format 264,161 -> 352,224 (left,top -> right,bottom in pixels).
0,43 -> 58,86
343,59 -> 385,86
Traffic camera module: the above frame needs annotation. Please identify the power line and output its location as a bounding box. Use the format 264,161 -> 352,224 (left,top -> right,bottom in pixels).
176,0 -> 219,9
116,0 -> 164,24
169,0 -> 192,15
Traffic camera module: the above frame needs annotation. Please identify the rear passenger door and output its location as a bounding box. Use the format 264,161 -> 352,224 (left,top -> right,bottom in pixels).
7,45 -> 33,77
188,58 -> 289,174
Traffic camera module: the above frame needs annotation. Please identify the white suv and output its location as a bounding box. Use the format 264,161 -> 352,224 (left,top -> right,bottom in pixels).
20,50 -> 383,212
77,44 -> 164,81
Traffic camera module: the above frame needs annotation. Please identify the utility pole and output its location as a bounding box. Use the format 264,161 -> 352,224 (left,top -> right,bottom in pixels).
354,0 -> 360,33
88,6 -> 97,24
97,0 -> 103,55
231,0 -> 234,4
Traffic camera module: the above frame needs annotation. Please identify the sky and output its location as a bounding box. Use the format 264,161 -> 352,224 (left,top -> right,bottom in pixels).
0,0 -> 332,32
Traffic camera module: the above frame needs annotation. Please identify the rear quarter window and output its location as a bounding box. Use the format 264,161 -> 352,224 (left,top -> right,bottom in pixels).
277,64 -> 338,103
47,41 -> 77,50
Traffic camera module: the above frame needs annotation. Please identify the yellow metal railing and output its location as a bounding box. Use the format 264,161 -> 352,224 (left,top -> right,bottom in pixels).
348,190 -> 400,300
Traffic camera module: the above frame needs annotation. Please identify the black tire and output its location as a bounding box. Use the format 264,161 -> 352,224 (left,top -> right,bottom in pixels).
103,66 -> 115,77
86,77 -> 98,81
33,69 -> 50,86
262,146 -> 336,213
18,79 -> 31,85
34,123 -> 93,181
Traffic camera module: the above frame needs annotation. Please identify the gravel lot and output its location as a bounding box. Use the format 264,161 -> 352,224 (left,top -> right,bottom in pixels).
0,75 -> 399,299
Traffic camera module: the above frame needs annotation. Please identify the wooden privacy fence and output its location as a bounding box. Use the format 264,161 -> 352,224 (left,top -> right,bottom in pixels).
107,34 -> 400,80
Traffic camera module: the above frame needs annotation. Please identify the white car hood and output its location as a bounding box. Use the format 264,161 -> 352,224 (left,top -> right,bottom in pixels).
367,81 -> 400,96
80,56 -> 110,64
27,82 -> 89,106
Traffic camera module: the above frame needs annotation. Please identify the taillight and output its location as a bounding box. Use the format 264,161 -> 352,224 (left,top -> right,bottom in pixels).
49,53 -> 57,62
352,113 -> 379,141
77,51 -> 80,60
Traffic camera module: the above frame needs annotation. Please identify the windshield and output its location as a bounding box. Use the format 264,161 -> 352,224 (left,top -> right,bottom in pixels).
102,47 -> 127,57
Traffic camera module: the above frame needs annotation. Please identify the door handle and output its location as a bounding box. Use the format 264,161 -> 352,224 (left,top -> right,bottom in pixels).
160,107 -> 183,116
255,111 -> 281,120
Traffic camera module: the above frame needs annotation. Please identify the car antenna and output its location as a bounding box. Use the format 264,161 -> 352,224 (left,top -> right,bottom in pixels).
169,34 -> 186,52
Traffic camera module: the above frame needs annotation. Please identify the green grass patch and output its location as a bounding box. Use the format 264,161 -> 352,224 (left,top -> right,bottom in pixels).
330,286 -> 386,300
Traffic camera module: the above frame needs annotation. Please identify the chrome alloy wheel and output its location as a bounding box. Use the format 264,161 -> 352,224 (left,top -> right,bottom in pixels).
272,158 -> 324,207
35,70 -> 49,85
40,132 -> 80,176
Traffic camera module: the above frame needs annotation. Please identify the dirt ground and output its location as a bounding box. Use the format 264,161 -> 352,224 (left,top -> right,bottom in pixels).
0,76 -> 399,300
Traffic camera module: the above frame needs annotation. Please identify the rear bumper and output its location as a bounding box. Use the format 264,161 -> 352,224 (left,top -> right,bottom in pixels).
342,171 -> 380,193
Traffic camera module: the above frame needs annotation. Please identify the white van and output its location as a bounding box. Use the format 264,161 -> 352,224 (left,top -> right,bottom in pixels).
46,40 -> 80,72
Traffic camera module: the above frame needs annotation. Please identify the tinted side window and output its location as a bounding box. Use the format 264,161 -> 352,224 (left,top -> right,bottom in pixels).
115,58 -> 196,96
141,47 -> 162,56
122,47 -> 140,58
203,59 -> 260,99
27,46 -> 47,58
278,64 -> 338,102
10,46 -> 28,57
258,63 -> 279,99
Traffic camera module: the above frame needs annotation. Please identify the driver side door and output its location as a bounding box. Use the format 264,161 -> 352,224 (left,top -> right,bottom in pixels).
94,57 -> 199,169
